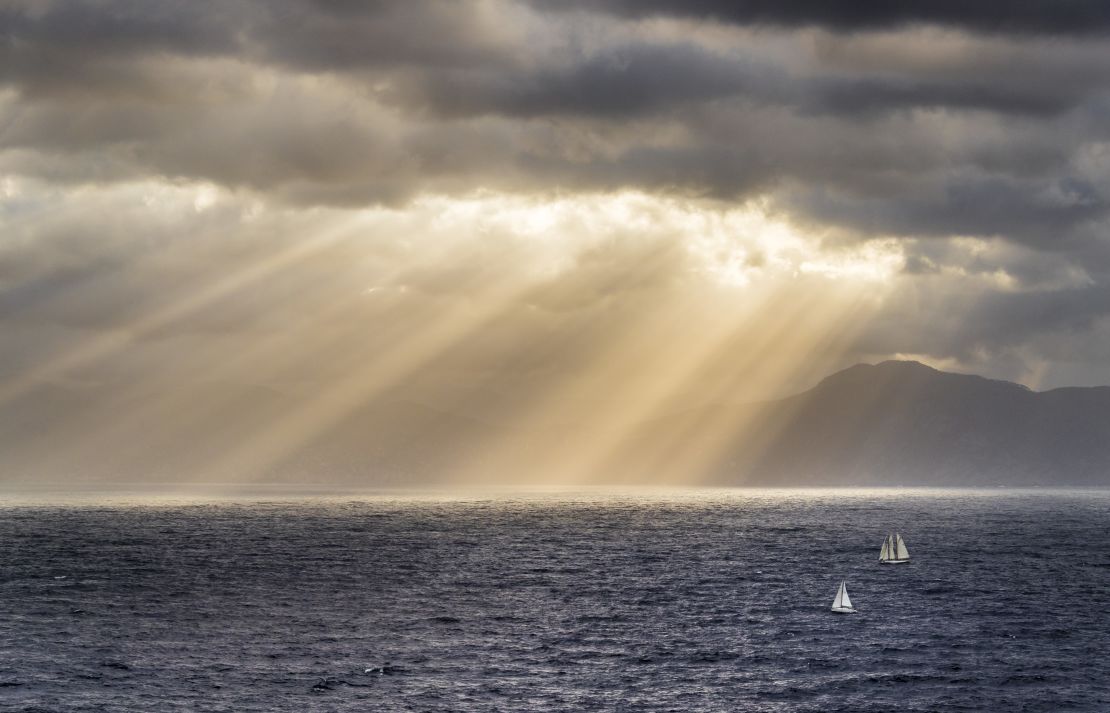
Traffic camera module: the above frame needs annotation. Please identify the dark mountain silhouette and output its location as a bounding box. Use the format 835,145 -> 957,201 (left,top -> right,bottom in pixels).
649,360 -> 1110,486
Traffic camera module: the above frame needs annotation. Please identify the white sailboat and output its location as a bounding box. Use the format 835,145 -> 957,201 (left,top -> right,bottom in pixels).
830,581 -> 855,613
879,532 -> 910,564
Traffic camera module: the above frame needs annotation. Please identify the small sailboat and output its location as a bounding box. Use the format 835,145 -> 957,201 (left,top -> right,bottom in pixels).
831,581 -> 855,613
879,532 -> 910,564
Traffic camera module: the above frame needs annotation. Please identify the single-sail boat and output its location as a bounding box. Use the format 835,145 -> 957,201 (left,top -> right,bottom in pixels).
879,532 -> 910,564
830,581 -> 855,613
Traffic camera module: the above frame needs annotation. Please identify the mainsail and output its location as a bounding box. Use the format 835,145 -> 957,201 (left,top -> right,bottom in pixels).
832,581 -> 854,611
895,533 -> 910,560
880,532 -> 910,563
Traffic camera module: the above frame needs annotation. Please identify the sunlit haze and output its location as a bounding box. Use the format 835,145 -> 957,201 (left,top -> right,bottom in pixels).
2,1 -> 1110,488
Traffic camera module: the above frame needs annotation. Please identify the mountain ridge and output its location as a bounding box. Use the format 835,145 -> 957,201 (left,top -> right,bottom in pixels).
696,359 -> 1110,486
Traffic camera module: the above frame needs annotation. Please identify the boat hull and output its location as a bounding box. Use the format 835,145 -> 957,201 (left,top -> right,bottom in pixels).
880,559 -> 910,564
831,606 -> 856,614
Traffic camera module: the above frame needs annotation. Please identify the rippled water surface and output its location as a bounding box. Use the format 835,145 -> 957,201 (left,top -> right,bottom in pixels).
2,489 -> 1109,712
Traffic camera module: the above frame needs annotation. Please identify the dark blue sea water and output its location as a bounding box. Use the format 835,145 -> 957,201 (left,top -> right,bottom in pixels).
1,489 -> 1108,712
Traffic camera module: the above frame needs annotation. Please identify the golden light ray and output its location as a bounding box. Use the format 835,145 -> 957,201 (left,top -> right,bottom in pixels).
195,257 -> 549,483
582,289 -> 797,484
4,186 -> 907,489
635,284 -> 884,485
441,198 -> 906,487
444,242 -> 712,485
450,245 -> 896,487
0,220 -> 354,411
448,306 -> 681,484
477,293 -> 772,486
29,263 -> 385,480
577,286 -> 841,485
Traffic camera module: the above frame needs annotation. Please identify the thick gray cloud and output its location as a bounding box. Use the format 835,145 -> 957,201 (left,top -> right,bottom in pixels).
784,173 -> 1109,245
2,0 -> 1110,398
4,1 -> 1109,211
393,43 -> 778,119
541,1 -> 1110,36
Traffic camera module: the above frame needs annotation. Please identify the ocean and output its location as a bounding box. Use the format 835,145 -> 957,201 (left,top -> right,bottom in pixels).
1,489 -> 1108,712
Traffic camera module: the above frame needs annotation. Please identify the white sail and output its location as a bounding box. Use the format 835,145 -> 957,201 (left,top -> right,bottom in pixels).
832,581 -> 854,611
895,533 -> 910,560
880,533 -> 909,563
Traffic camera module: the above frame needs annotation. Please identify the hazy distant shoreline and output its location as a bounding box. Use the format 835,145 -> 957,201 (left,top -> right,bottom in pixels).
3,483 -> 1108,507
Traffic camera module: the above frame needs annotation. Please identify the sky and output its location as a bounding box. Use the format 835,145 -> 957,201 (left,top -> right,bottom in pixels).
2,1 -> 1110,485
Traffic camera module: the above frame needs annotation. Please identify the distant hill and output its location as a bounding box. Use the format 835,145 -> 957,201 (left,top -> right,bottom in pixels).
2,360 -> 1109,487
631,360 -> 1110,486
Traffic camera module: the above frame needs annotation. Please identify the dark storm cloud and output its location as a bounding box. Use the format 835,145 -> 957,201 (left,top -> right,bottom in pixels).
252,1 -> 521,72
0,1 -> 515,98
3,0 -> 1110,388
0,1 -> 239,57
857,278 -> 1110,367
517,142 -> 773,199
784,173 -> 1109,246
7,1 -> 1108,120
803,77 -> 1086,118
899,240 -> 1080,287
396,43 -> 776,119
542,1 -> 1110,36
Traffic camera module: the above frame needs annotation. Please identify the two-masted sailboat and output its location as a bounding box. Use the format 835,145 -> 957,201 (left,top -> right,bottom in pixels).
879,532 -> 910,564
830,581 -> 855,613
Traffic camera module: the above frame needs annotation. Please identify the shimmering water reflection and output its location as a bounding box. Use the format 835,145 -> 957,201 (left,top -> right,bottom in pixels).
1,488 -> 1107,711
